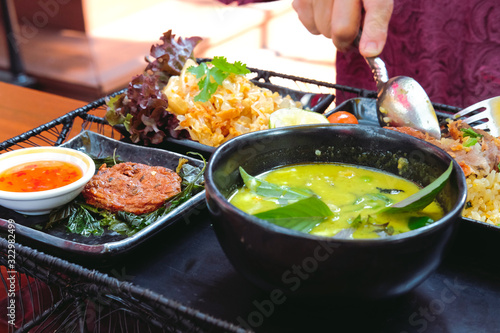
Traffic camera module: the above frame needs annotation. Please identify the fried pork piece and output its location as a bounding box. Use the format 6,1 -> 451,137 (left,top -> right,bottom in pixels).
386,120 -> 500,177
82,162 -> 182,215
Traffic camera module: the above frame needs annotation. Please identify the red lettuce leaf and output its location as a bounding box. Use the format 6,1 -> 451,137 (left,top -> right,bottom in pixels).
146,30 -> 202,78
106,30 -> 201,145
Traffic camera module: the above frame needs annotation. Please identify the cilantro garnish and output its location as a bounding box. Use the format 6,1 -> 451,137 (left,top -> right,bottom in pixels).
463,137 -> 478,147
460,128 -> 482,147
188,56 -> 251,102
460,128 -> 483,138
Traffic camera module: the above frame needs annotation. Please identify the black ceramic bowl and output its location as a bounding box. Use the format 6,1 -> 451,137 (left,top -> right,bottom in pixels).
205,125 -> 467,300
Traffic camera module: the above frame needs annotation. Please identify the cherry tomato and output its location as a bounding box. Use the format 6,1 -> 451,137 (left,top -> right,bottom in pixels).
327,111 -> 358,124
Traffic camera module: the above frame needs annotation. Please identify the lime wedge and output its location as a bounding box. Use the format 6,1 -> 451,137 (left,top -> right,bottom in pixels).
269,108 -> 329,128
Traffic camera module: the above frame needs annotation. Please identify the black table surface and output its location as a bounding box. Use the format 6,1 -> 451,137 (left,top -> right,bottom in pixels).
78,209 -> 500,333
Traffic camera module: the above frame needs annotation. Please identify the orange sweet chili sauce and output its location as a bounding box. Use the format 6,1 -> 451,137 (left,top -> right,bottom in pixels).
0,160 -> 83,192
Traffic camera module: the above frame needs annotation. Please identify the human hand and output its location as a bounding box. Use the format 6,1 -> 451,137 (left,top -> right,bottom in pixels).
292,0 -> 393,57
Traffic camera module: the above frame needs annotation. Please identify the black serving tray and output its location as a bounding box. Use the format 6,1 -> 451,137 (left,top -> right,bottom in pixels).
94,207 -> 500,333
325,97 -> 456,126
0,131 -> 206,261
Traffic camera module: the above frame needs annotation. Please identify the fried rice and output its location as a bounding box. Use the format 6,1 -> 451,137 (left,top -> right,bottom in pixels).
387,121 -> 500,227
463,170 -> 500,225
163,59 -> 301,147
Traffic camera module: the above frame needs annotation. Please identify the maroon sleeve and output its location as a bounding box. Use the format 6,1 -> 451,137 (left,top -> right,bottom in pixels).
336,0 -> 500,108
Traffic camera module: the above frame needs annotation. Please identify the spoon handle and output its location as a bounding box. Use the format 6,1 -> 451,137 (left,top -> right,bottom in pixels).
352,32 -> 389,90
365,57 -> 389,90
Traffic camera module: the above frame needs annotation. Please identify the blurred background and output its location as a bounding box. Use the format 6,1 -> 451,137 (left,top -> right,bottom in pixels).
0,0 -> 336,102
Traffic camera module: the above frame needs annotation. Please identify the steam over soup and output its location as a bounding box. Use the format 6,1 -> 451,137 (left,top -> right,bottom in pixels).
229,163 -> 444,239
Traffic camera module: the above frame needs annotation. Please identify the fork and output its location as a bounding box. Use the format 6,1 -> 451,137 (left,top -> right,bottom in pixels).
453,96 -> 500,137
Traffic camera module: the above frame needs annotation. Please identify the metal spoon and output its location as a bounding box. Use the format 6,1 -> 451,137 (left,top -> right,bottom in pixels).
354,34 -> 441,139
365,56 -> 441,139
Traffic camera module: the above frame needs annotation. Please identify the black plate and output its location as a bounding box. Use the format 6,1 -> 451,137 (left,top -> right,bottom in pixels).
325,97 -> 455,127
324,97 -> 379,126
0,131 -> 206,261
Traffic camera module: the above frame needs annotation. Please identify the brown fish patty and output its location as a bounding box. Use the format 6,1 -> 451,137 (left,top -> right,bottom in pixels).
82,162 -> 182,215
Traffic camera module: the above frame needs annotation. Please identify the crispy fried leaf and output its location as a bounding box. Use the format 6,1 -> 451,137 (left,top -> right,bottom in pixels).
90,151 -> 122,170
47,201 -> 78,229
66,204 -> 104,237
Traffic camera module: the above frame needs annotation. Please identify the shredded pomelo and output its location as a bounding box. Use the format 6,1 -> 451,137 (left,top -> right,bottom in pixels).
163,59 -> 301,147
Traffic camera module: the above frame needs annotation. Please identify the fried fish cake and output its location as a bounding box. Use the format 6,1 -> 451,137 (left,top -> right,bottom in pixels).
82,162 -> 182,215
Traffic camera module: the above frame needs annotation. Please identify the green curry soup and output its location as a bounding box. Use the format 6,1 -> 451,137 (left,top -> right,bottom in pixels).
229,163 -> 444,239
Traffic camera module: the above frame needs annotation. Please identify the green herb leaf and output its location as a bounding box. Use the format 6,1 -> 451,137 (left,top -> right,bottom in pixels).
374,225 -> 394,237
188,56 -> 250,102
349,193 -> 393,212
381,162 -> 453,214
460,128 -> 483,138
189,62 -> 222,102
463,137 -> 478,147
239,167 -> 312,201
254,196 -> 333,233
350,214 -> 364,229
210,57 -> 251,75
408,216 -> 435,230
